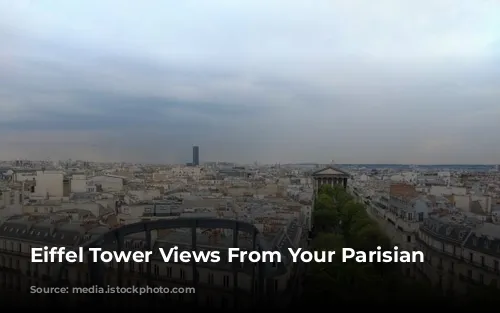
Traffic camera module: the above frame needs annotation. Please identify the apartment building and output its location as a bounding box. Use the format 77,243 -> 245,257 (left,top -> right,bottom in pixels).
416,214 -> 500,295
0,209 -> 308,309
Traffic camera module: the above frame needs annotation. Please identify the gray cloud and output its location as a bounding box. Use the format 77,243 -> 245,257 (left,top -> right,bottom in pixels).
0,1 -> 499,164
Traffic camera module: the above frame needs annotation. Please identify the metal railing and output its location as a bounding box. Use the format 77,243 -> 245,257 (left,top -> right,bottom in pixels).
51,218 -> 278,309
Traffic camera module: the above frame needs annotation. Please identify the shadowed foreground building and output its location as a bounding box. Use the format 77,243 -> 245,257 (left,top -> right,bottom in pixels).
416,214 -> 500,295
0,212 -> 308,308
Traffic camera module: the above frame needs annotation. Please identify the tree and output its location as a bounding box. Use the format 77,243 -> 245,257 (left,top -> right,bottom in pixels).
304,185 -> 428,305
313,210 -> 339,233
318,184 -> 335,198
314,193 -> 334,211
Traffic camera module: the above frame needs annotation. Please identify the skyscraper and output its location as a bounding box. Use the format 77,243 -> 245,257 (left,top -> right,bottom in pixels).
192,146 -> 199,166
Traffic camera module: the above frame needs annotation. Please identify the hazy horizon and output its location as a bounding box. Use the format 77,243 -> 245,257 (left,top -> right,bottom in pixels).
1,0 -> 499,164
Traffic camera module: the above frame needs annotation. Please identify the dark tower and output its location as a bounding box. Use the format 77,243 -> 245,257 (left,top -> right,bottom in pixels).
192,146 -> 199,166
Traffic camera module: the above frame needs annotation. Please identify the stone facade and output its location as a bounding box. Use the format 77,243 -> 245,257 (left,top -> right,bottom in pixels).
312,166 -> 350,193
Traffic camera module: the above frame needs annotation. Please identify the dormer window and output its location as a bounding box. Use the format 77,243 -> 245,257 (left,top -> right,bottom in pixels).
446,227 -> 452,235
484,240 -> 489,248
472,237 -> 477,246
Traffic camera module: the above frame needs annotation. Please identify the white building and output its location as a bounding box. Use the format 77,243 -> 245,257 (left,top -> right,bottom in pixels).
88,175 -> 124,192
70,174 -> 87,193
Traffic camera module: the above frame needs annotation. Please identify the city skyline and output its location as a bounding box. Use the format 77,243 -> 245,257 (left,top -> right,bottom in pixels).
0,0 -> 499,164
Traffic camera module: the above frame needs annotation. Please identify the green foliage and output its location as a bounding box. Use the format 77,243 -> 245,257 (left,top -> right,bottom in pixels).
304,185 -> 500,307
304,185 -> 429,304
314,193 -> 334,211
318,184 -> 335,197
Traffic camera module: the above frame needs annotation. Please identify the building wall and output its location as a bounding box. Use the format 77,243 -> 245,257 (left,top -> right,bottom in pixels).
416,228 -> 500,295
71,175 -> 87,193
429,186 -> 467,197
33,171 -> 64,199
0,190 -> 22,207
89,176 -> 123,192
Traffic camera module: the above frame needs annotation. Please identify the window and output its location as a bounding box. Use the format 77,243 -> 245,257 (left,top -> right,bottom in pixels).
407,236 -> 411,243
450,262 -> 454,273
469,252 -> 473,262
180,269 -> 185,279
206,296 -> 213,306
494,260 -> 499,272
223,275 -> 230,287
129,263 -> 134,272
154,265 -> 159,276
208,273 -> 214,285
418,212 -> 424,221
221,297 -> 228,309
481,256 -> 485,266
166,267 -> 172,278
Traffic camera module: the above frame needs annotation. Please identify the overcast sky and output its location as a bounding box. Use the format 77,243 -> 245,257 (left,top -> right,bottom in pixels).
1,0 -> 499,164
